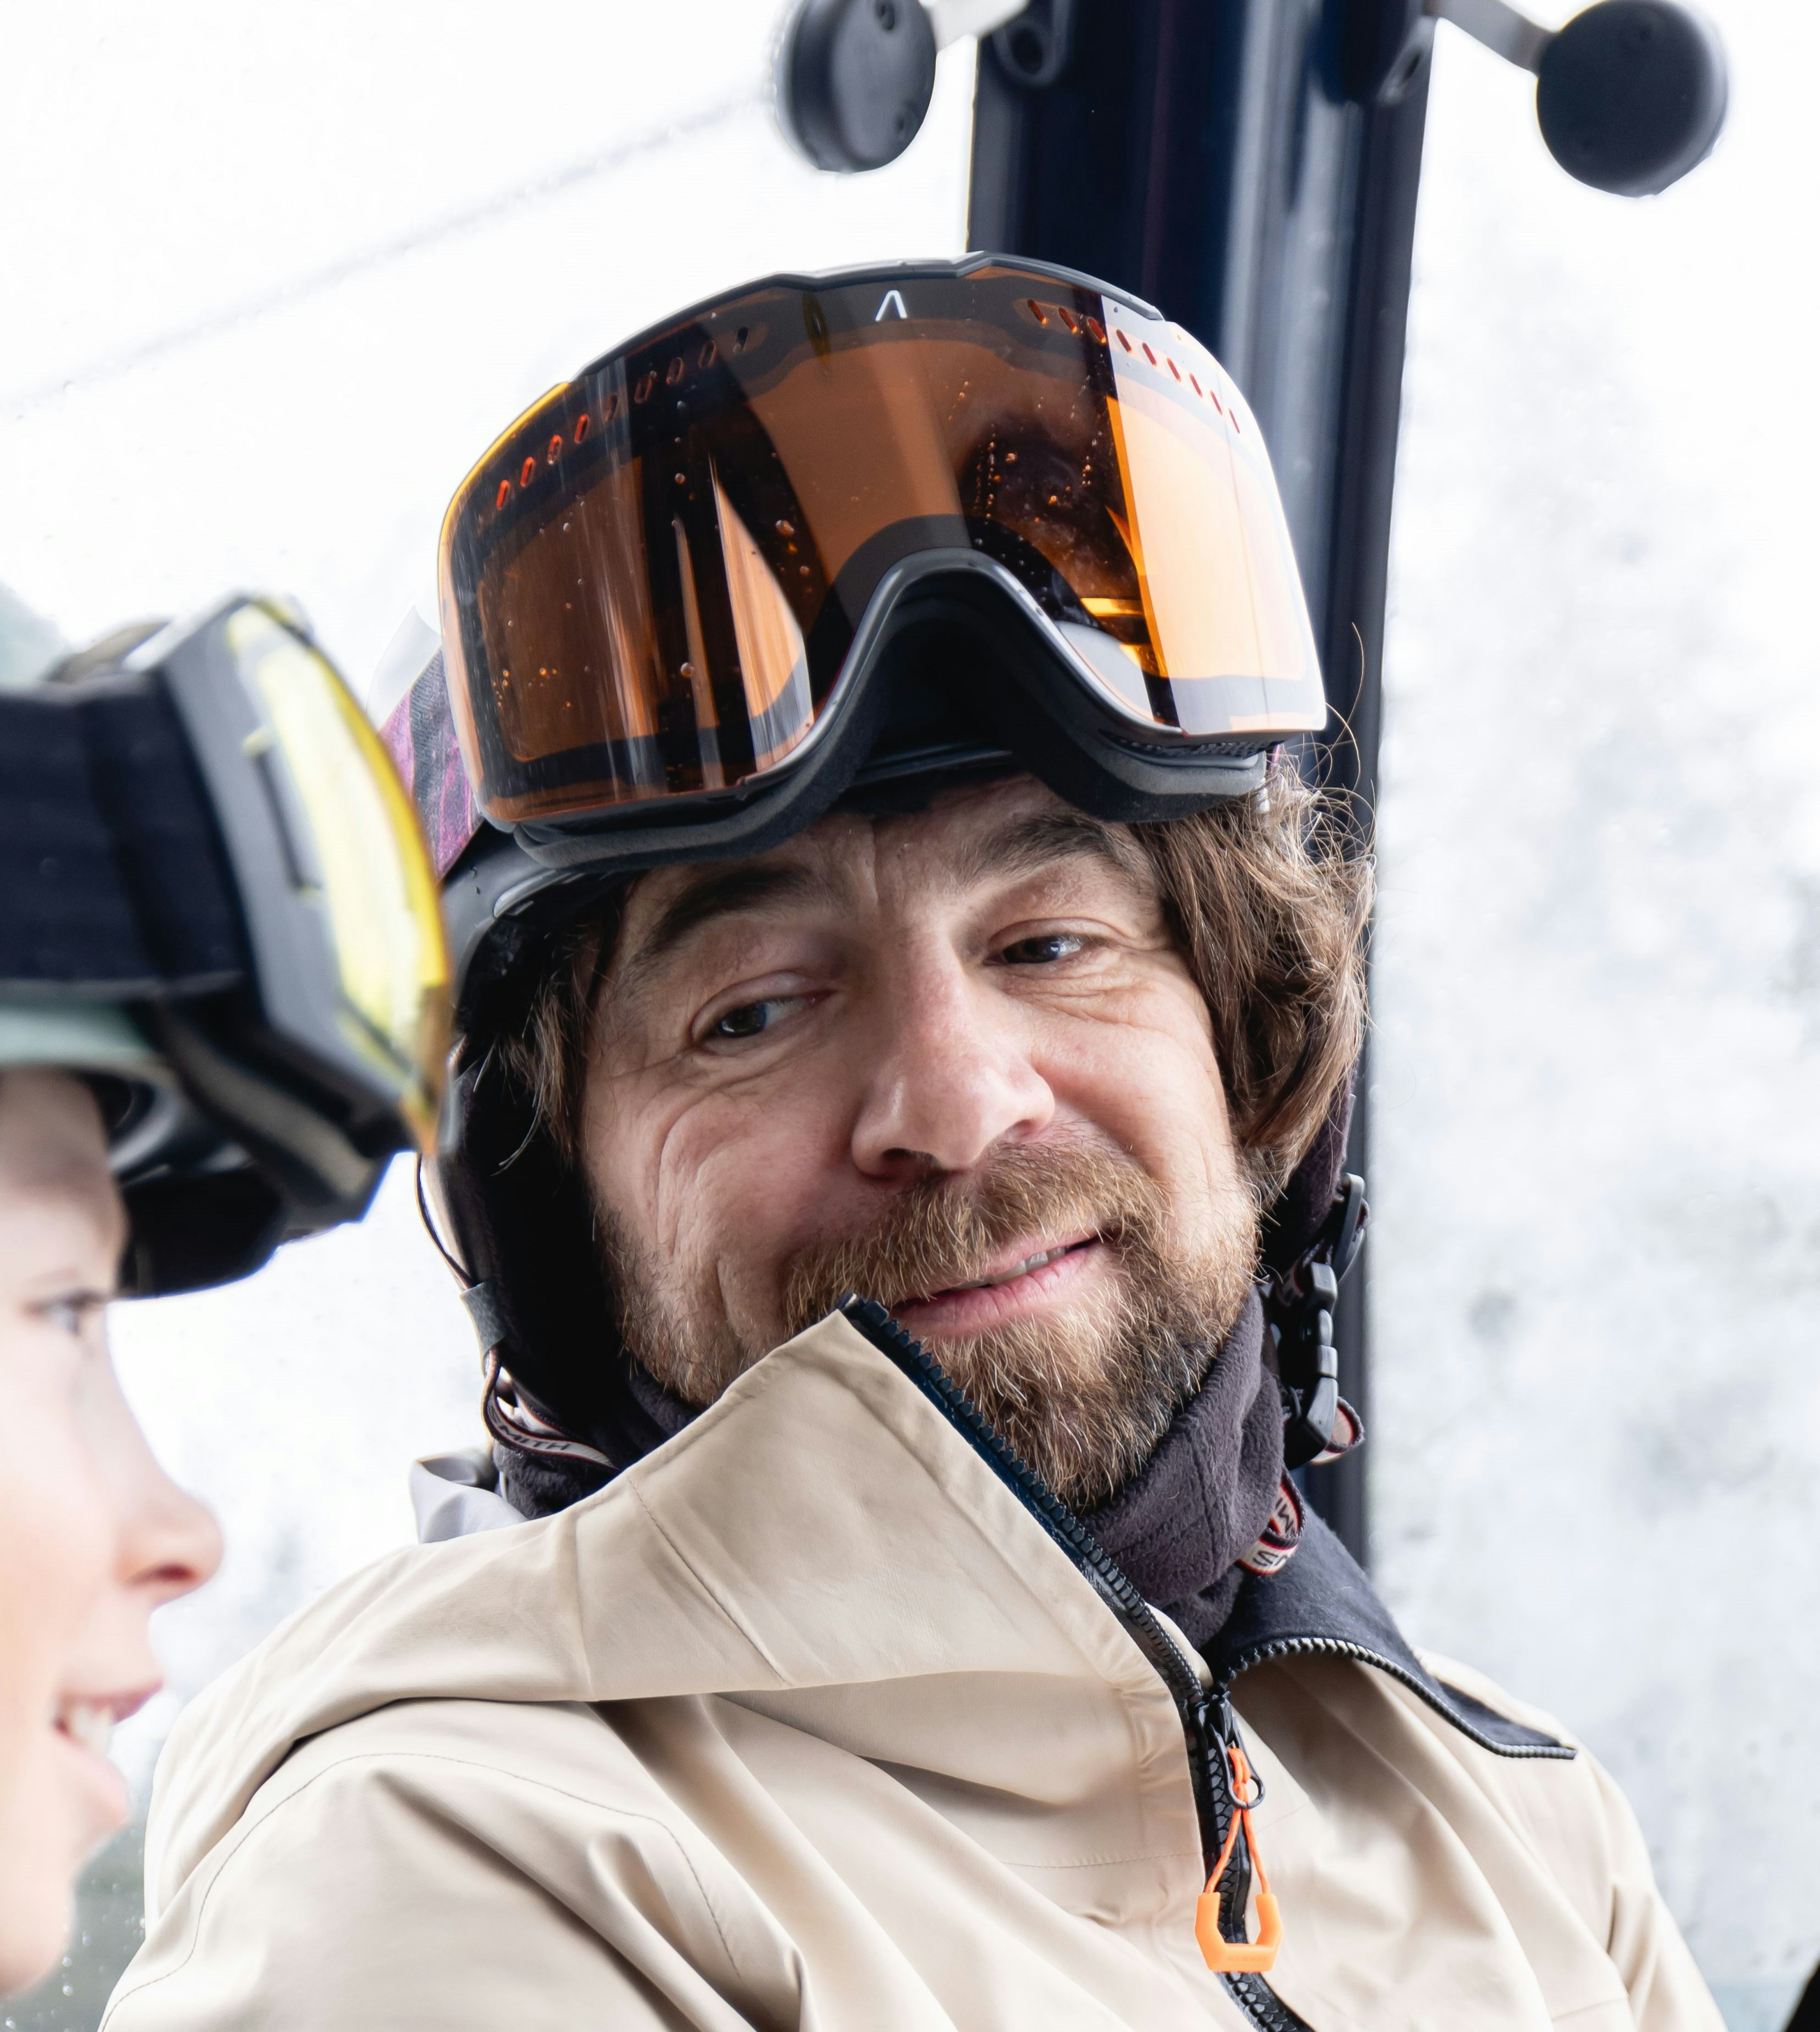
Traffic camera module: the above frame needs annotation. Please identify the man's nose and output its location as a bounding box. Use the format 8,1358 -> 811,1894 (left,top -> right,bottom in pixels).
849,956 -> 1054,1179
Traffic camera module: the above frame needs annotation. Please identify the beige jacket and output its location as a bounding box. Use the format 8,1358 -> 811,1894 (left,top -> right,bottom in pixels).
105,1311 -> 1719,2032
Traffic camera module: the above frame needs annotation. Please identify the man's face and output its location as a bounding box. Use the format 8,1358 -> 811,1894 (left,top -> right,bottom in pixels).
580,775 -> 1257,1503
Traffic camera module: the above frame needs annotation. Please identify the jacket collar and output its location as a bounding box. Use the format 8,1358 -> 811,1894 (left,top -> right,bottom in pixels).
153,1312 -> 1211,1907
1208,1508 -> 1570,1757
443,1296 -> 1569,1764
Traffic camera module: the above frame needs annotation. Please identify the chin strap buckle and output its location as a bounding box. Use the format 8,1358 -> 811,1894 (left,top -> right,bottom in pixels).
1266,1172 -> 1368,1471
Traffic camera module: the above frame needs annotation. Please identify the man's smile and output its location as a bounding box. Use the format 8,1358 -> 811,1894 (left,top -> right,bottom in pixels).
892,1232 -> 1106,1339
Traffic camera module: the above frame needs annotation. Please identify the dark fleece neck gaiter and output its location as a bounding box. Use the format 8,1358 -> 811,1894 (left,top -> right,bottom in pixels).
1081,1288 -> 1285,1648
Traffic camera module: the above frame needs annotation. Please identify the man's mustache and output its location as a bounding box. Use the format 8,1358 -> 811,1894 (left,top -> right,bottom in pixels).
782,1141 -> 1171,1330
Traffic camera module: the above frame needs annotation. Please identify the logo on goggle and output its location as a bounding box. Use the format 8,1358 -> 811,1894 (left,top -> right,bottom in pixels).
874,289 -> 909,322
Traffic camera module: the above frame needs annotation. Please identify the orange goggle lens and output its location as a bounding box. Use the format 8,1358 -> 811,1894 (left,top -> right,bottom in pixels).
439,264 -> 1325,826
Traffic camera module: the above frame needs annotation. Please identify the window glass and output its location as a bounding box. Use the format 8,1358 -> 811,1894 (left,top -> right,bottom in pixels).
1375,8 -> 1818,2024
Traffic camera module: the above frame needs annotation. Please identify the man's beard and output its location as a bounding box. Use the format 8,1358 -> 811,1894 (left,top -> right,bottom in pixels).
602,1140 -> 1260,1509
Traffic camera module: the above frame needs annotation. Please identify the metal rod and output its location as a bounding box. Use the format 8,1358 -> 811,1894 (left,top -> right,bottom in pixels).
929,0 -> 1027,52
1425,0 -> 1553,74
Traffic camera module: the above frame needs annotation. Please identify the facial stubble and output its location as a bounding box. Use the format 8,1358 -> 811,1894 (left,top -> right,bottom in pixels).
599,1140 -> 1260,1508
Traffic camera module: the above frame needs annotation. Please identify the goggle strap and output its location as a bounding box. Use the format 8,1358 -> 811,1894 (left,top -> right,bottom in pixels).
383,650 -> 482,879
0,684 -> 250,995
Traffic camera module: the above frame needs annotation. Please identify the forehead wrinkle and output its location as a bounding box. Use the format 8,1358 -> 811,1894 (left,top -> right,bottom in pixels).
612,859 -> 842,1003
945,806 -> 1153,898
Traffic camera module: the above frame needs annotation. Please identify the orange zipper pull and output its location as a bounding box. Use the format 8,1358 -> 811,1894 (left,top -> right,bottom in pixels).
1195,1743 -> 1282,1975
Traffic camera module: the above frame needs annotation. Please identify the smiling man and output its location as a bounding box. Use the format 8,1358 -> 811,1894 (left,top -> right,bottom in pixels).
108,260 -> 1719,2032
565,781 -> 1267,1508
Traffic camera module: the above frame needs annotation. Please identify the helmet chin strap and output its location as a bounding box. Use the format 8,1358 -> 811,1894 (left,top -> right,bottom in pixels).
480,1350 -> 613,1472
1265,1171 -> 1367,1472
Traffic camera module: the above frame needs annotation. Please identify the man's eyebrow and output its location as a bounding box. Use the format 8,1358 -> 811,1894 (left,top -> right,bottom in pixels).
956,808 -> 1153,892
615,861 -> 831,990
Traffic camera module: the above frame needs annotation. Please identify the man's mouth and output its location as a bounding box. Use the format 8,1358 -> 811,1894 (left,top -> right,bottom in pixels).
894,1235 -> 1098,1316
929,1237 -> 1094,1299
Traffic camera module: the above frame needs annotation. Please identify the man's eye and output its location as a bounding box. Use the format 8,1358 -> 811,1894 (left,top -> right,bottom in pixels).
711,1000 -> 781,1040
1000,933 -> 1085,965
702,989 -> 814,1044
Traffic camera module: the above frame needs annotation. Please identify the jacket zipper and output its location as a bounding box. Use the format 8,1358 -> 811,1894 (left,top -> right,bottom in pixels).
839,1296 -> 1315,2032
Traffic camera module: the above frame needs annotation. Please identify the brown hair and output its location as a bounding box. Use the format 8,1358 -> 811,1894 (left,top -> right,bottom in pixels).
1131,771 -> 1372,1196
497,769 -> 1370,1201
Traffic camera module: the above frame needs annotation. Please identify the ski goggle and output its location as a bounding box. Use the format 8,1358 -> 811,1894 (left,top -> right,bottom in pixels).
0,597 -> 451,1294
437,256 -> 1327,835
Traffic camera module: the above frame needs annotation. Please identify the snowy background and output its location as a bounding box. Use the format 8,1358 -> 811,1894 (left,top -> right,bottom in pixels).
0,2 -> 1812,2024
1372,6 -> 1820,2025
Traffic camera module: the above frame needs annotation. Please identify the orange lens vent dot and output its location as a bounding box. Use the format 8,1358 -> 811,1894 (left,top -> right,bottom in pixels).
1116,328 -> 1134,352
519,457 -> 537,487
574,413 -> 591,442
603,393 -> 620,421
634,372 -> 655,403
547,435 -> 564,464
666,355 -> 685,386
1058,305 -> 1081,334
1026,298 -> 1048,324
698,340 -> 717,368
495,479 -> 511,510
1085,315 -> 1106,343
1142,342 -> 1158,365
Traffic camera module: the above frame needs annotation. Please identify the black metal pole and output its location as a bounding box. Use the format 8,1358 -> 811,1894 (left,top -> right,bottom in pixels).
968,0 -> 1431,1564
1298,64 -> 1429,1559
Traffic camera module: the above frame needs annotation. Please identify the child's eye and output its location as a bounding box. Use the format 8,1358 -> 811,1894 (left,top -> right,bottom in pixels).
36,1291 -> 106,1339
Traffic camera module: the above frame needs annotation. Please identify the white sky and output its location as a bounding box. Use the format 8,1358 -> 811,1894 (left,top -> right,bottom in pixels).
0,3 -> 977,677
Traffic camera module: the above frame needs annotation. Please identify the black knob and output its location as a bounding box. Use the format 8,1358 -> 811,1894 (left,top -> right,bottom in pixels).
990,0 -> 1077,91
776,0 -> 939,173
1536,0 -> 1728,196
